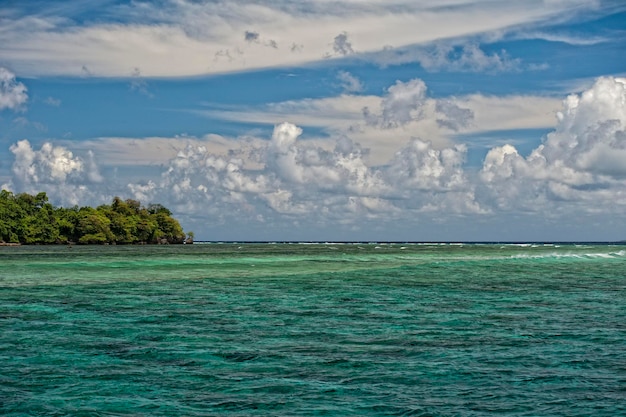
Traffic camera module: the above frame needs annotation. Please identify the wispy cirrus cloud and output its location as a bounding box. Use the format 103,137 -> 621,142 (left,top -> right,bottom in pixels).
0,0 -> 609,77
370,42 -> 522,72
515,31 -> 613,46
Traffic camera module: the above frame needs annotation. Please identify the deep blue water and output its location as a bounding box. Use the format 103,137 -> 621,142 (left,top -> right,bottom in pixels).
1,243 -> 625,416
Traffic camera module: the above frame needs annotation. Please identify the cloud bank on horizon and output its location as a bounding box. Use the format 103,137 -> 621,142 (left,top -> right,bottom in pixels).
1,0 -> 625,241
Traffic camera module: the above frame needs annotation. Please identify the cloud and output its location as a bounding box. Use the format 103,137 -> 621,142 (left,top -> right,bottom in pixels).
9,140 -> 82,184
11,116 -> 47,132
243,30 -> 278,48
0,0 -> 607,77
371,42 -> 521,73
5,140 -> 102,206
244,30 -> 260,42
365,79 -> 429,128
200,79 -> 559,164
67,134 -> 256,167
515,31 -> 611,46
129,67 -> 152,97
125,142 -> 276,220
266,122 -> 387,197
456,94 -> 560,132
387,139 -> 466,188
81,65 -> 92,77
430,43 -> 521,73
121,78 -> 626,224
43,96 -> 62,107
480,76 -> 626,212
336,71 -> 363,93
3,76 -> 624,237
0,67 -> 28,111
435,100 -> 474,131
201,79 -> 475,163
332,32 -> 354,56
290,43 -> 303,53
120,121 -> 481,227
125,120 -> 487,230
207,91 -> 559,136
85,150 -> 104,183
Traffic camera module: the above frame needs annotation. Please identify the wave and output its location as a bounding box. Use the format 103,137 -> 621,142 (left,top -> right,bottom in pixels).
509,250 -> 626,260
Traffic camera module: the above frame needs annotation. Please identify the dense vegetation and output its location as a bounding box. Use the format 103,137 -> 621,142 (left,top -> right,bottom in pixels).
0,191 -> 189,245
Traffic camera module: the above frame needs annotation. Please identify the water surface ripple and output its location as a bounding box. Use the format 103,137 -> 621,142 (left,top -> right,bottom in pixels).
1,244 -> 625,416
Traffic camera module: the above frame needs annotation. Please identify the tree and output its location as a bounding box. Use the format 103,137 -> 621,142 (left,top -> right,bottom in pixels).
55,206 -> 80,243
0,190 -> 23,243
154,212 -> 185,244
77,208 -> 115,244
22,203 -> 59,244
0,191 -> 187,245
147,203 -> 172,216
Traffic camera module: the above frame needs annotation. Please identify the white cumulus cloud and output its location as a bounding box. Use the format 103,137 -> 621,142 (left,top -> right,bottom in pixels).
480,76 -> 626,212
365,79 -> 429,128
3,76 -> 625,239
122,121 -> 483,230
5,140 -> 103,206
128,77 -> 626,228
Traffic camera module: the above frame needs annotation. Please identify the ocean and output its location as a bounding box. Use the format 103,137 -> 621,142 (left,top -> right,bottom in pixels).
1,243 -> 625,416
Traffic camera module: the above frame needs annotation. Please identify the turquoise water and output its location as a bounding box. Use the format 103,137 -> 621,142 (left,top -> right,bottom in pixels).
1,243 -> 625,416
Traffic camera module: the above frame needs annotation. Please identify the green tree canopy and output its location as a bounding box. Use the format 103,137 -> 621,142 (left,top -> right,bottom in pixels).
0,191 -> 189,245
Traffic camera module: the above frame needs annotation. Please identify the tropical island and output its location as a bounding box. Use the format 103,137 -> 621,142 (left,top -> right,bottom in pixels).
0,190 -> 191,245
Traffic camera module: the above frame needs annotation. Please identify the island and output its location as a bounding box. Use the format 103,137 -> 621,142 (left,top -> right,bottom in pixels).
0,190 -> 191,245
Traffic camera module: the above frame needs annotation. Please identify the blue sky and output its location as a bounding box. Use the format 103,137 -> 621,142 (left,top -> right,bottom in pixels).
1,0 -> 626,241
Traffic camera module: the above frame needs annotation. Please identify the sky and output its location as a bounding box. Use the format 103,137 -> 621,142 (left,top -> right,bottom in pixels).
1,0 -> 626,241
